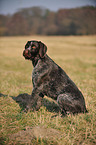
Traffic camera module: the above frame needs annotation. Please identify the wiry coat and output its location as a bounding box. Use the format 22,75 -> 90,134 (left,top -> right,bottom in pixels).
23,40 -> 88,115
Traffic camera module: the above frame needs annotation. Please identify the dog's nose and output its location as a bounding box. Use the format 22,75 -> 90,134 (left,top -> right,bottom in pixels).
23,49 -> 28,56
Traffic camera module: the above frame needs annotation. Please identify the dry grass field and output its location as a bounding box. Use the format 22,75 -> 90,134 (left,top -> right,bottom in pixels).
0,35 -> 96,144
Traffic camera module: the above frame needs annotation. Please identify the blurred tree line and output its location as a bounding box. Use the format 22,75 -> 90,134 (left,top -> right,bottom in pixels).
0,6 -> 96,36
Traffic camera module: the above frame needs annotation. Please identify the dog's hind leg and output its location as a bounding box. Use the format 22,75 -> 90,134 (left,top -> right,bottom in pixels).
57,93 -> 86,115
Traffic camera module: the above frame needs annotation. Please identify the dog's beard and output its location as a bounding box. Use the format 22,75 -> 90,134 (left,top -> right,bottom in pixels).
25,52 -> 38,60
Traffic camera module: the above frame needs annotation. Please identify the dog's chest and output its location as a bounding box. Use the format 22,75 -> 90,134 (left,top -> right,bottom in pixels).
32,67 -> 39,86
32,60 -> 48,87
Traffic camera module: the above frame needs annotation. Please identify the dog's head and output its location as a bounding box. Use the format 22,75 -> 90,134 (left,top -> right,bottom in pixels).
23,40 -> 47,60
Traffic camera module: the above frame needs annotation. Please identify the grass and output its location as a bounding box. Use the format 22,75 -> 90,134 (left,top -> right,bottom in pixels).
0,35 -> 96,144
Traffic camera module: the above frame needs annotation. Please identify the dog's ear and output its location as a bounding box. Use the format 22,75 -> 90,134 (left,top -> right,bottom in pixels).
38,41 -> 47,58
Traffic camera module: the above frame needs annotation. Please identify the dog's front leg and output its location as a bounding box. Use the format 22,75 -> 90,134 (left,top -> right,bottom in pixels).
26,88 -> 43,111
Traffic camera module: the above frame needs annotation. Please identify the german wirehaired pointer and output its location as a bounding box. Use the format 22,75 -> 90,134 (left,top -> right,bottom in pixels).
23,40 -> 88,115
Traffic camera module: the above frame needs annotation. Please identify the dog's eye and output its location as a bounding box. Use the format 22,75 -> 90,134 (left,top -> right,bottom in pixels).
32,46 -> 36,49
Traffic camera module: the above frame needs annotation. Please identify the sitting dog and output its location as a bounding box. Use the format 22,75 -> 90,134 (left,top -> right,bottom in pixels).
23,40 -> 88,115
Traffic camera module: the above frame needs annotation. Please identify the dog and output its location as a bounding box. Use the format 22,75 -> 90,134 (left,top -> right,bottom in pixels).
23,40 -> 88,115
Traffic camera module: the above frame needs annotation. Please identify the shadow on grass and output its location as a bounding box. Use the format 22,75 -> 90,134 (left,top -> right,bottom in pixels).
0,93 -> 60,114
0,93 -> 7,97
0,93 -> 28,112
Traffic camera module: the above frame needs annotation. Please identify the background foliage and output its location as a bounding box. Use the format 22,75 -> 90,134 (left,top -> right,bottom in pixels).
0,6 -> 96,36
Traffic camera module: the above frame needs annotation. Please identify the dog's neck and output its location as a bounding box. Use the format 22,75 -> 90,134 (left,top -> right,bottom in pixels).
31,55 -> 47,67
31,55 -> 39,67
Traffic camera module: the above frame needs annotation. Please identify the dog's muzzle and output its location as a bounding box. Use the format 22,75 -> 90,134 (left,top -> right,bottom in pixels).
23,49 -> 31,59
